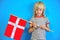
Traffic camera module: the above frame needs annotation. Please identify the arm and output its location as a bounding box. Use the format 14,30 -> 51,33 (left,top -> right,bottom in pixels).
28,21 -> 34,33
45,23 -> 50,32
44,18 -> 50,32
28,21 -> 37,33
30,21 -> 37,28
40,23 -> 50,32
29,21 -> 33,27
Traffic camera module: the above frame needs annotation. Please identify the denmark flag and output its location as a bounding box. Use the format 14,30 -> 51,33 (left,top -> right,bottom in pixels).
4,15 -> 27,40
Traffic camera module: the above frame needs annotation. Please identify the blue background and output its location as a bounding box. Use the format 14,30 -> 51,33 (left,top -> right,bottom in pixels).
0,0 -> 60,40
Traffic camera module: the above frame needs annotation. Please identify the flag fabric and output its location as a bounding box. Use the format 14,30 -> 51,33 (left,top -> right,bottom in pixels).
4,15 -> 27,40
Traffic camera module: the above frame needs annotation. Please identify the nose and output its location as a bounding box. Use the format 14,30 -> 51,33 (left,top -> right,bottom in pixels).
37,10 -> 41,13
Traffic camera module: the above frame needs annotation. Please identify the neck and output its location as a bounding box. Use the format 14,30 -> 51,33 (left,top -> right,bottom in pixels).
35,16 -> 43,18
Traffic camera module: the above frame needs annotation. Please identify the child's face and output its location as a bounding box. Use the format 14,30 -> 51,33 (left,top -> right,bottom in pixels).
35,8 -> 43,16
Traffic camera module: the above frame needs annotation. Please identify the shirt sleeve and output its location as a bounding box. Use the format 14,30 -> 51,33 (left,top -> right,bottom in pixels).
46,18 -> 50,24
30,17 -> 34,22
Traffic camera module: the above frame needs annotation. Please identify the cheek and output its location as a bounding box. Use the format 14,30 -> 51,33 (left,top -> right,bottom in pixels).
39,11 -> 43,13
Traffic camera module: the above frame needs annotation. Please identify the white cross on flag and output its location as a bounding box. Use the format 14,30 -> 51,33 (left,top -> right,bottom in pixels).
4,15 -> 27,40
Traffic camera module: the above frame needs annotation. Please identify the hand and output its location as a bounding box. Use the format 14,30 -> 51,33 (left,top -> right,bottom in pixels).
28,27 -> 34,33
32,22 -> 37,28
29,21 -> 32,24
40,25 -> 50,31
40,25 -> 46,29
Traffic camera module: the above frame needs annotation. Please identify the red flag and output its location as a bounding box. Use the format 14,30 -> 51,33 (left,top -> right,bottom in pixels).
4,15 -> 27,40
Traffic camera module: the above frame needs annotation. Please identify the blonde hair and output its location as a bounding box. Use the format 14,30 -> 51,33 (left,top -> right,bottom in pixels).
33,1 -> 45,17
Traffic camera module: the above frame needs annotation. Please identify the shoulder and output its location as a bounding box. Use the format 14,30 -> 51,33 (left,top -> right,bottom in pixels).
43,17 -> 49,22
30,17 -> 35,21
31,17 -> 35,20
43,17 -> 49,20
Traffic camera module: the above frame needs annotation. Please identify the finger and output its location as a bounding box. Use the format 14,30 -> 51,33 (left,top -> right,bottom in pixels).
29,21 -> 32,24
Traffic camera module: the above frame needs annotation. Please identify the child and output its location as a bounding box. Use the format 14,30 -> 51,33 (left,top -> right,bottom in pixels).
29,1 -> 50,40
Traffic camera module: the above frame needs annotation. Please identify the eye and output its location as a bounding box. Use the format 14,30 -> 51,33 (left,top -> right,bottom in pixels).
36,7 -> 39,10
40,9 -> 41,10
36,8 -> 38,10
